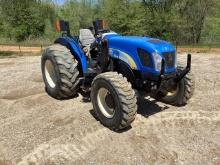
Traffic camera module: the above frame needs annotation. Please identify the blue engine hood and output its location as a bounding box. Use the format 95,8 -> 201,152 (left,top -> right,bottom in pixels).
105,35 -> 175,53
104,34 -> 176,74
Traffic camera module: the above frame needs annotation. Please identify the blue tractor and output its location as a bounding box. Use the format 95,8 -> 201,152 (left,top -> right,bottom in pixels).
41,20 -> 195,130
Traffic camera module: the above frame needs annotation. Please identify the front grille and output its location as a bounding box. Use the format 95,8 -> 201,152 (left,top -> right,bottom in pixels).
163,52 -> 175,68
137,48 -> 152,67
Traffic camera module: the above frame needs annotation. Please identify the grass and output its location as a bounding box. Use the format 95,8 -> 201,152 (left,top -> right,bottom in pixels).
176,44 -> 220,53
0,37 -> 53,47
178,43 -> 220,49
0,51 -> 15,57
0,36 -> 219,48
0,51 -> 41,57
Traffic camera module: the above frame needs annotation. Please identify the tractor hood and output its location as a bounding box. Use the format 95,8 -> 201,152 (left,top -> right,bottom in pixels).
104,34 -> 176,74
105,35 -> 175,53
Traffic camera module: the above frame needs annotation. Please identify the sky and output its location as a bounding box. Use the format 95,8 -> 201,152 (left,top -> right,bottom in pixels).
53,0 -> 65,5
53,0 -> 98,5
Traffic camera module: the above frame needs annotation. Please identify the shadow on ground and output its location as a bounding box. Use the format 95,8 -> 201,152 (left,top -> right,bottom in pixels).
88,96 -> 170,132
137,97 -> 169,118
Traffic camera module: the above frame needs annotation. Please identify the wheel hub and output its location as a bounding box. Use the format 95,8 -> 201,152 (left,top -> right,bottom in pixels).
105,93 -> 115,109
97,88 -> 116,118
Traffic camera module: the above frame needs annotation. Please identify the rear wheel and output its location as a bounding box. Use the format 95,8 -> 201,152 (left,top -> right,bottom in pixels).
41,44 -> 80,99
161,67 -> 195,106
91,72 -> 137,130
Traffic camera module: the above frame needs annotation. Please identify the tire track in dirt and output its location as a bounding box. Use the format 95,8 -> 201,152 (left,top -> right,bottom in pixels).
133,110 -> 220,129
17,110 -> 220,165
131,110 -> 220,165
18,122 -> 114,165
136,111 -> 220,124
0,89 -> 45,101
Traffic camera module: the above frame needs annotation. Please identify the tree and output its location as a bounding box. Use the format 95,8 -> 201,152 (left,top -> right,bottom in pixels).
0,0 -> 218,44
142,0 -> 213,44
99,0 -> 145,35
0,0 -> 55,41
180,0 -> 213,44
57,0 -> 97,35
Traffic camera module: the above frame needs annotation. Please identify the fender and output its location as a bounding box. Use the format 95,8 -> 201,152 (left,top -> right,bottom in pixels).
115,59 -> 136,84
55,37 -> 88,75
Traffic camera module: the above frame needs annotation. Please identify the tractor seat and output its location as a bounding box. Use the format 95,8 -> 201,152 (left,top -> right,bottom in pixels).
79,29 -> 96,47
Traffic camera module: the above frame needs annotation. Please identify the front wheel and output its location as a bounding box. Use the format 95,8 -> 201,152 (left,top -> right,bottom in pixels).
161,67 -> 195,106
91,72 -> 137,130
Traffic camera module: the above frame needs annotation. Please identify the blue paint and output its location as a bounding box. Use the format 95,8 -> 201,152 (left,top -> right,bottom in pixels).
55,34 -> 177,77
105,35 -> 176,75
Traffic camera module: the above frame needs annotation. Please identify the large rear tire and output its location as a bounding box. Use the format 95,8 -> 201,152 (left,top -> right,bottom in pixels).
41,44 -> 80,99
161,66 -> 195,106
91,72 -> 137,130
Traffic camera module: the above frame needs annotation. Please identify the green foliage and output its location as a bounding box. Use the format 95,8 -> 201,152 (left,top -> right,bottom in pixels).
201,0 -> 220,44
99,0 -> 146,35
0,0 -> 219,45
142,0 -> 214,44
0,51 -> 14,57
58,0 -> 96,35
0,0 -> 56,41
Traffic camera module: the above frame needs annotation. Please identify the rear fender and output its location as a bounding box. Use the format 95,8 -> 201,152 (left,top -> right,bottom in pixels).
55,37 -> 88,75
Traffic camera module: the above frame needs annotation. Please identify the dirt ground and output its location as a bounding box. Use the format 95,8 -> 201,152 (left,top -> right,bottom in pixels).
0,45 -> 43,53
0,53 -> 219,165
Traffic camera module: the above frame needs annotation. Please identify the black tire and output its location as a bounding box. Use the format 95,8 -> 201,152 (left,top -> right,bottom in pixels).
41,44 -> 80,99
91,72 -> 137,130
161,66 -> 195,106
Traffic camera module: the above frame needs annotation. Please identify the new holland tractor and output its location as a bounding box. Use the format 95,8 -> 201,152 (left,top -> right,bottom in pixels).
41,20 -> 195,130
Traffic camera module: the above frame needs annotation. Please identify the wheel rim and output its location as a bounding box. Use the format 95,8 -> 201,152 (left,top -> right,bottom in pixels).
97,88 -> 116,118
45,60 -> 56,88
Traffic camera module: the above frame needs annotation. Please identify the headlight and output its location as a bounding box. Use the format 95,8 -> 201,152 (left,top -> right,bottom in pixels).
152,52 -> 162,71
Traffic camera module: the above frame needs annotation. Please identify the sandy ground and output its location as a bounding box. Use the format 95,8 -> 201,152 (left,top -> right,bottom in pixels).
0,53 -> 219,165
0,45 -> 43,53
